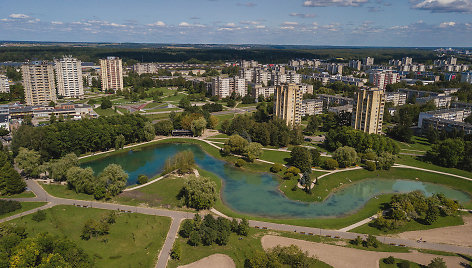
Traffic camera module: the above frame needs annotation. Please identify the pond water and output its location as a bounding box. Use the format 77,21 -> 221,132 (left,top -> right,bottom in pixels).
82,143 -> 471,218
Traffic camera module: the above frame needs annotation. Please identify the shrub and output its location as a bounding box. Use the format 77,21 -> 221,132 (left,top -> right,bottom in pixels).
170,243 -> 181,260
137,175 -> 149,185
270,163 -> 284,173
384,256 -> 395,264
398,260 -> 410,268
32,210 -> 46,222
365,160 -> 376,171
428,257 -> 446,268
163,150 -> 195,174
322,158 -> 339,170
0,200 -> 21,215
286,166 -> 301,176
333,146 -> 358,168
235,159 -> 246,167
180,176 -> 217,210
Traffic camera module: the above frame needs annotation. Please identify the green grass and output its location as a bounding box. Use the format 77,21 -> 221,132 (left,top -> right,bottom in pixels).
350,214 -> 465,235
168,225 -> 332,268
41,183 -> 96,201
208,133 -> 229,138
379,258 -> 421,268
396,136 -> 432,152
214,114 -> 237,129
396,154 -> 472,179
0,202 -> 47,219
259,149 -> 291,164
93,107 -> 118,117
143,113 -> 173,121
115,107 -> 129,114
0,191 -> 36,198
8,205 -> 171,268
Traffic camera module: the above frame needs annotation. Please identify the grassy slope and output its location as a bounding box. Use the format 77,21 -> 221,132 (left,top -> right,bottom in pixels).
93,107 -> 118,117
8,205 -> 171,268
0,202 -> 47,220
396,154 -> 472,179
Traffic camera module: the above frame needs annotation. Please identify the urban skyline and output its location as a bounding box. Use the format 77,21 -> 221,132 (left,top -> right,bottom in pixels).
1,0 -> 472,46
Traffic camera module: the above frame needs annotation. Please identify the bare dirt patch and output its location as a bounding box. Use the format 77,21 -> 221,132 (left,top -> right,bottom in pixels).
177,254 -> 235,268
261,235 -> 467,268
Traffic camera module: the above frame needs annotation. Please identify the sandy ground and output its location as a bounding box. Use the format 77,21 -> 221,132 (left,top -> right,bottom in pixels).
178,254 -> 235,268
396,215 -> 472,247
261,235 -> 468,268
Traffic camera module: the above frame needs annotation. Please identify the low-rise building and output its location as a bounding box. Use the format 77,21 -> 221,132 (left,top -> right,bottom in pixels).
301,99 -> 323,116
418,108 -> 471,128
385,92 -> 407,106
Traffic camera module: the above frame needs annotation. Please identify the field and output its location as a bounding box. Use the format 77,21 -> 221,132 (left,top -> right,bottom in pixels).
7,205 -> 171,268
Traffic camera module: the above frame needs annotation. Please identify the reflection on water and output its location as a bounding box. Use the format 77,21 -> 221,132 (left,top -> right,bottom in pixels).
82,143 -> 471,218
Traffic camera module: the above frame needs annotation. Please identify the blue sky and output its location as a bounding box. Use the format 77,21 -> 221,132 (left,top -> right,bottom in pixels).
1,0 -> 471,46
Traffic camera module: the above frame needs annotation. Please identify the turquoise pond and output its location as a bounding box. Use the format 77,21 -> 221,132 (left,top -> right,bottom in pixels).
81,143 -> 471,218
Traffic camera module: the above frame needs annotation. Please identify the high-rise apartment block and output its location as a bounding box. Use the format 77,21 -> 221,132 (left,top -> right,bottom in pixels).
0,75 -> 9,93
54,56 -> 83,98
369,70 -> 399,89
230,77 -> 247,96
100,57 -> 123,91
364,57 -> 374,66
402,57 -> 413,66
275,84 -> 302,126
22,62 -> 57,106
349,60 -> 362,71
211,77 -> 231,98
351,88 -> 385,134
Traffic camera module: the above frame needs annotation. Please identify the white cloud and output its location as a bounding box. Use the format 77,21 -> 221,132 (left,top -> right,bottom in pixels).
148,21 -> 166,27
51,21 -> 63,25
9,13 -> 30,19
290,12 -> 316,18
282,21 -> 299,26
178,22 -> 204,27
225,22 -> 236,27
411,0 -> 472,13
240,20 -> 260,25
303,0 -> 368,7
439,21 -> 456,27
255,25 -> 266,29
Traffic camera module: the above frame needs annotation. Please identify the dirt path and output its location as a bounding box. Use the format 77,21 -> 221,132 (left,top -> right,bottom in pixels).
261,235 -> 468,268
396,215 -> 472,247
177,254 -> 235,268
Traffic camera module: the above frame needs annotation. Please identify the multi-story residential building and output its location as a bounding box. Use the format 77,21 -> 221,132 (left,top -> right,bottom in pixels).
211,77 -> 230,98
286,71 -> 302,84
240,68 -> 255,83
231,77 -> 247,96
255,69 -> 270,85
54,56 -> 83,98
251,84 -> 275,99
99,57 -> 123,91
0,114 -> 9,131
240,60 -> 258,68
300,84 -> 314,95
369,70 -> 399,89
22,62 -> 57,106
385,92 -> 407,106
349,60 -> 361,71
133,63 -> 159,74
301,99 -> 323,116
317,94 -> 354,108
422,118 -> 472,135
327,64 -> 343,75
418,108 -> 471,128
351,88 -> 385,134
416,95 -> 454,109
364,57 -> 374,66
402,57 -> 413,66
275,84 -> 302,126
462,72 -> 472,84
448,57 -> 457,65
0,75 -> 9,93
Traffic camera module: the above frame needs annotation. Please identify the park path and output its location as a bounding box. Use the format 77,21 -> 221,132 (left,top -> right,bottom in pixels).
338,214 -> 378,232
156,217 -> 184,268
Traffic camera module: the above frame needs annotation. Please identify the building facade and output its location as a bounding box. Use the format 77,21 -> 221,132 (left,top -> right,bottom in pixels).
302,99 -> 323,116
369,70 -> 399,90
275,84 -> 302,126
22,62 -> 57,106
351,88 -> 385,134
55,56 -> 84,98
0,75 -> 9,93
100,57 -> 123,91
211,77 -> 230,98
385,92 -> 407,106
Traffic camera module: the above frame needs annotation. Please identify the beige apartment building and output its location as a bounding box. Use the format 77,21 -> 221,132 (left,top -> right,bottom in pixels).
351,87 -> 385,134
100,57 -> 123,91
275,83 -> 302,126
22,62 -> 57,106
55,56 -> 83,98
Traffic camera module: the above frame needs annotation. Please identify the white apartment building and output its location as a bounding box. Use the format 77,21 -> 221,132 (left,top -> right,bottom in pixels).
255,69 -> 270,85
240,68 -> 255,83
100,57 -> 123,91
385,92 -> 407,106
369,70 -> 399,89
231,77 -> 247,96
0,75 -> 9,93
133,63 -> 159,74
351,88 -> 385,134
402,57 -> 413,65
275,83 -> 303,126
286,72 -> 302,84
364,57 -> 374,66
55,56 -> 83,98
211,77 -> 230,98
327,64 -> 343,75
418,108 -> 471,128
302,99 -> 323,116
252,84 -> 275,99
22,62 -> 57,106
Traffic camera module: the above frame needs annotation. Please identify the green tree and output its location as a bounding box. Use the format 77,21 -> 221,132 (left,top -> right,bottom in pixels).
47,153 -> 79,181
245,142 -> 263,162
223,134 -> 249,155
289,146 -> 312,173
115,134 -> 125,150
143,122 -> 155,141
426,139 -> 464,168
97,164 -> 128,197
322,158 -> 339,170
188,230 -> 201,246
66,167 -> 95,194
137,175 -> 149,185
310,149 -> 321,166
237,218 -> 249,236
427,257 -> 446,268
170,243 -> 181,260
180,176 -> 217,210
32,210 -> 46,222
424,203 -> 440,225
15,147 -> 41,178
191,117 -> 207,136
100,98 -> 113,109
333,146 -> 358,168
154,120 -> 174,136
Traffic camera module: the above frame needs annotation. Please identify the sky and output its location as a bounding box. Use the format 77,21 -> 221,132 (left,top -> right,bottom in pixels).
0,0 -> 472,47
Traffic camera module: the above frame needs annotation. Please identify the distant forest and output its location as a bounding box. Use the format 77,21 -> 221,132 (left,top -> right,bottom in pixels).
0,45 -> 457,65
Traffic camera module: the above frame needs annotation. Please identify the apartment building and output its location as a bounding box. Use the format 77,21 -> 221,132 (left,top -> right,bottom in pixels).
286,71 -> 302,84
0,75 -> 9,93
369,70 -> 399,89
211,77 -> 230,98
100,57 -> 123,91
327,63 -> 343,75
364,57 -> 374,66
230,77 -> 247,96
54,56 -> 83,98
418,108 -> 471,128
275,84 -> 303,126
349,60 -> 361,71
22,62 -> 57,106
385,92 -> 407,106
133,63 -> 159,74
301,99 -> 323,116
251,84 -> 275,99
402,57 -> 413,65
317,94 -> 354,108
351,88 -> 385,134
462,72 -> 472,84
416,95 -> 454,109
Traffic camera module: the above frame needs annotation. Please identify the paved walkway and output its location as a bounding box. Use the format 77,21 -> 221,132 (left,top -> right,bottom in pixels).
338,214 -> 378,232
156,217 -> 184,268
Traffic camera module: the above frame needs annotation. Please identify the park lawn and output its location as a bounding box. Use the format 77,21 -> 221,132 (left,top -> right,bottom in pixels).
162,92 -> 185,102
260,149 -> 291,164
114,176 -> 187,209
168,226 -> 332,268
208,133 -> 229,138
350,214 -> 465,235
0,202 -> 47,220
214,114 -> 236,129
8,205 -> 171,268
379,258 -> 421,268
396,136 -> 432,152
115,107 -> 129,114
396,154 -> 472,179
41,183 -> 96,201
0,191 -> 35,198
93,107 -> 118,117
143,112 -> 175,121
